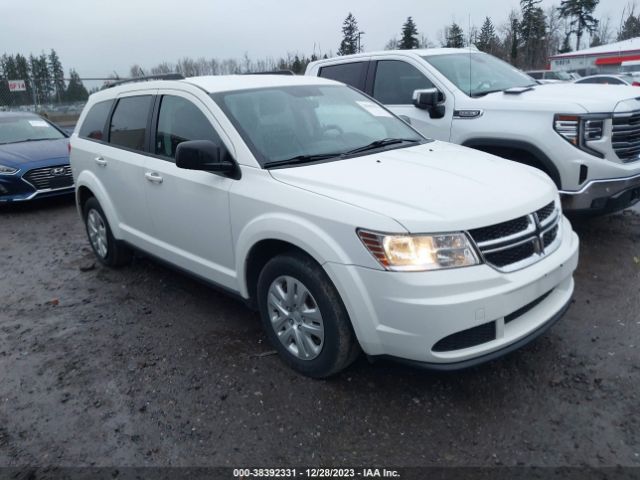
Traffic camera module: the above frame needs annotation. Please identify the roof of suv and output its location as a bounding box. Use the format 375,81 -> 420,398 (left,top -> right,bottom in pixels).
89,75 -> 340,101
186,74 -> 338,93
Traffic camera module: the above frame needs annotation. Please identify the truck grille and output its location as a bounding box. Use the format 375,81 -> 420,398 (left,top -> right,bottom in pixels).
23,165 -> 73,191
612,111 -> 640,163
468,201 -> 561,272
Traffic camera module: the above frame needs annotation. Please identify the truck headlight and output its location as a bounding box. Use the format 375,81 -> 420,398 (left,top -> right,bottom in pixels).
358,230 -> 480,271
553,114 -> 607,158
0,164 -> 18,175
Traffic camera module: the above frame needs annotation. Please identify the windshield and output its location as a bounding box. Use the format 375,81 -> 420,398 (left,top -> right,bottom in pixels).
0,116 -> 66,144
212,85 -> 424,166
546,71 -> 572,81
621,64 -> 640,73
423,53 -> 536,97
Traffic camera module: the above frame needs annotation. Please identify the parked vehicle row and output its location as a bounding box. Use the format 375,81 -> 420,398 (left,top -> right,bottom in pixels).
5,47 -> 640,378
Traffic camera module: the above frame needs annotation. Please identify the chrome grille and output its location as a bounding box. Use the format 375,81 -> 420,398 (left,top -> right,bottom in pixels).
468,201 -> 561,272
612,111 -> 640,163
23,165 -> 73,191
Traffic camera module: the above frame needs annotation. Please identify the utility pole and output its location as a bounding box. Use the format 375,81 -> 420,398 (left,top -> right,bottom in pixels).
358,31 -> 366,53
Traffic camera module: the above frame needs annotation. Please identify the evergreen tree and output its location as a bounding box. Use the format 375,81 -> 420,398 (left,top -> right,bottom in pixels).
29,54 -> 54,104
338,13 -> 360,55
15,54 -> 32,106
476,17 -> 497,53
520,0 -> 547,68
510,17 -> 520,65
48,49 -> 65,103
64,69 -> 88,102
399,17 -> 420,49
445,23 -> 465,48
558,0 -> 599,51
618,13 -> 640,41
0,55 -> 14,107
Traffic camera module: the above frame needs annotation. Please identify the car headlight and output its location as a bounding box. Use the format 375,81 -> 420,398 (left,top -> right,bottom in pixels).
358,230 -> 480,271
0,164 -> 18,175
553,114 -> 607,158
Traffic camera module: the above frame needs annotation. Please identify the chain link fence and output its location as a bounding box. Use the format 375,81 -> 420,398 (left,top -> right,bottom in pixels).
0,78 -> 105,133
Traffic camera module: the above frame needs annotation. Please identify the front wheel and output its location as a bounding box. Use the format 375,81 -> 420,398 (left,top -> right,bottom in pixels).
83,197 -> 132,267
257,252 -> 360,378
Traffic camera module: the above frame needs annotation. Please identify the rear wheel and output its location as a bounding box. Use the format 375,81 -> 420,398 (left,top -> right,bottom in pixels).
257,252 -> 360,378
83,197 -> 132,267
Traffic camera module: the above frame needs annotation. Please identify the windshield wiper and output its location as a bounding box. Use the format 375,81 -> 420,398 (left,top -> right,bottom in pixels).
343,138 -> 420,155
504,85 -> 536,94
2,138 -> 51,145
263,153 -> 342,169
473,84 -> 537,97
472,88 -> 505,98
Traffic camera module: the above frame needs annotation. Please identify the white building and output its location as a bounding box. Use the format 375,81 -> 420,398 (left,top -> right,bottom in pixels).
549,37 -> 640,75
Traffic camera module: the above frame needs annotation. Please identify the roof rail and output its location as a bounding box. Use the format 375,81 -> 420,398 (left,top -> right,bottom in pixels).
243,70 -> 296,76
104,73 -> 185,89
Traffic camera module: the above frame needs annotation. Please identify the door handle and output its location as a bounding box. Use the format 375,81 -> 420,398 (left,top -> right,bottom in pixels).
94,156 -> 107,167
145,171 -> 163,184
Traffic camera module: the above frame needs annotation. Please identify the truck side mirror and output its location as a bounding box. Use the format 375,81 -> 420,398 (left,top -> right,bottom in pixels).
413,88 -> 446,119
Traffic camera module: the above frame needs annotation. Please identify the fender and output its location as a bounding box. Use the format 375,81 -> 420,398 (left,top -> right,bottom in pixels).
234,212 -> 356,298
462,138 -> 562,188
75,170 -> 123,239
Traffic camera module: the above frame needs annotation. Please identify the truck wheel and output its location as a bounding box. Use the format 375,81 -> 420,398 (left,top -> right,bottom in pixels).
83,197 -> 132,267
257,252 -> 360,378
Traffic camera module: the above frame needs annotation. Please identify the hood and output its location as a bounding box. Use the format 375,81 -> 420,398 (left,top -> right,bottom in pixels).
478,83 -> 640,114
269,142 -> 557,233
0,138 -> 69,169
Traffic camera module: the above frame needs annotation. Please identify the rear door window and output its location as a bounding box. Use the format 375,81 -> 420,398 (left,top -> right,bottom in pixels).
79,100 -> 113,141
108,95 -> 153,152
318,62 -> 367,90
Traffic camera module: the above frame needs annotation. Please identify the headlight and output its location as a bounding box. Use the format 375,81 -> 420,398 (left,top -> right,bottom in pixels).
0,164 -> 18,175
358,230 -> 480,271
553,114 -> 606,158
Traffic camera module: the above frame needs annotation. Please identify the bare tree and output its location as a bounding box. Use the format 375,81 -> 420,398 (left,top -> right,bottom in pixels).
546,5 -> 563,57
384,37 -> 400,50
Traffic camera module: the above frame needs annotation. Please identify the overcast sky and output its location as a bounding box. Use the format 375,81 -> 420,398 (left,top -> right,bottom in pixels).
0,0 -> 632,78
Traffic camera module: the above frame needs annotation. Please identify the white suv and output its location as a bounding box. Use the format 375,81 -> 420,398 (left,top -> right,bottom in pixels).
307,49 -> 640,214
70,74 -> 579,377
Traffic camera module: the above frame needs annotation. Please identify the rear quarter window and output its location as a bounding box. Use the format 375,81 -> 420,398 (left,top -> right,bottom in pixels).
79,100 -> 113,141
318,62 -> 367,90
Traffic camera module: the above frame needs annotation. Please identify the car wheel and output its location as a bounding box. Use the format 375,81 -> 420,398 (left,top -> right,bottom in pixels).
257,252 -> 360,378
83,197 -> 132,267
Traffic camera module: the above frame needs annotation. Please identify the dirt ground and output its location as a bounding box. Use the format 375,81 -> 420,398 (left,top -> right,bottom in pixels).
0,196 -> 639,468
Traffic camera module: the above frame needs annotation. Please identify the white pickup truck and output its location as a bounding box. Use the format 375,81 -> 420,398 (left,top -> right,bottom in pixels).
307,48 -> 640,214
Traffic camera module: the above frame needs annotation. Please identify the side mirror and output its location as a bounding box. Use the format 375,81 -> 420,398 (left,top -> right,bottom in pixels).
413,88 -> 446,119
175,140 -> 240,179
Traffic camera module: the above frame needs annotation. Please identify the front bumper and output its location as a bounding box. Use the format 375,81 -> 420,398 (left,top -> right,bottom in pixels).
325,217 -> 579,367
560,172 -> 640,213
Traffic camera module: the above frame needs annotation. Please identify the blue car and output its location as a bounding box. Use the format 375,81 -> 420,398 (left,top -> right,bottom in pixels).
0,112 -> 73,202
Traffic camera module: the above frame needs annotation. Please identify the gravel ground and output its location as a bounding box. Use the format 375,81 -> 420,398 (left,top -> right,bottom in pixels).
0,196 -> 639,468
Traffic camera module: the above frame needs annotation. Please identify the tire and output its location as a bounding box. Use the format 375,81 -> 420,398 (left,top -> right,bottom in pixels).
82,197 -> 132,268
257,252 -> 360,378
